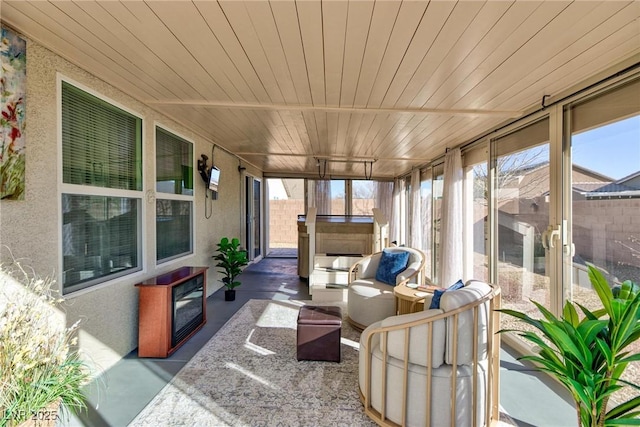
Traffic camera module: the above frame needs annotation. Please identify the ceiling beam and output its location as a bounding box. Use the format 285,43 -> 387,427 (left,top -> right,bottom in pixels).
146,100 -> 523,118
234,152 -> 431,163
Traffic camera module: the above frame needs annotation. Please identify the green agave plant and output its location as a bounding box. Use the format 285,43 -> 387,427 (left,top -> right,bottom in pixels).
213,237 -> 248,290
499,265 -> 640,427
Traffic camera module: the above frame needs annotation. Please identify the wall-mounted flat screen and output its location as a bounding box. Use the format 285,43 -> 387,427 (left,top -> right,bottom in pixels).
209,166 -> 220,192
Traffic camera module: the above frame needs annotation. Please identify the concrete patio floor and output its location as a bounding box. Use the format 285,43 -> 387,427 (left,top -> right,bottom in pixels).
69,256 -> 576,427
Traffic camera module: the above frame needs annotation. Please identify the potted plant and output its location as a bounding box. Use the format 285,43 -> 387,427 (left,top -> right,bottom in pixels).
0,261 -> 91,426
499,265 -> 640,427
213,237 -> 248,301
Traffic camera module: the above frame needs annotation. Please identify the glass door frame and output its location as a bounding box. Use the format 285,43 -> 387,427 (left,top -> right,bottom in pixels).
486,109 -> 565,354
242,173 -> 263,263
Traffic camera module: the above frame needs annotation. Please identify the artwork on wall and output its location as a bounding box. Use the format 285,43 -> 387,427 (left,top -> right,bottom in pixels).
1,26 -> 26,200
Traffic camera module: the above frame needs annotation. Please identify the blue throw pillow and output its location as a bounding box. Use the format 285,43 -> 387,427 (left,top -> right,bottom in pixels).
375,249 -> 410,286
429,279 -> 465,309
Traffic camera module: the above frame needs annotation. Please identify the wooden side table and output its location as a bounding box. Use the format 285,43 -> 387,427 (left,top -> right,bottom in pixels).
394,284 -> 431,315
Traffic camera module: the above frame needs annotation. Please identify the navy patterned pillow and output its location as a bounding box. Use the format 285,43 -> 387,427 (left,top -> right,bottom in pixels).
429,279 -> 465,309
375,249 -> 410,286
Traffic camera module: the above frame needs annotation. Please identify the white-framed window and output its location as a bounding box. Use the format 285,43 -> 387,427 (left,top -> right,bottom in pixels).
155,126 -> 194,263
60,80 -> 143,294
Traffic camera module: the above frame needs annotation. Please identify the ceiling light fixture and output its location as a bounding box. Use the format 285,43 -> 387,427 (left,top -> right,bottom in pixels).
312,157 -> 378,180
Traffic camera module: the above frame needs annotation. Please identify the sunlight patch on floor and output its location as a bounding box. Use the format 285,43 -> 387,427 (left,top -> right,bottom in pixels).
225,362 -> 279,391
341,336 -> 359,350
270,292 -> 294,300
277,284 -> 297,294
256,300 -> 303,328
244,328 -> 276,355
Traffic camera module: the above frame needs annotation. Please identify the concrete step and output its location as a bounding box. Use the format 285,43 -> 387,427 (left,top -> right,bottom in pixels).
310,268 -> 350,286
313,254 -> 362,270
309,254 -> 362,301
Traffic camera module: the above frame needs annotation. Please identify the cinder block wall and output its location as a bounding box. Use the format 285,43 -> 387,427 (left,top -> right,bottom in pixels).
269,200 -> 304,247
573,198 -> 640,270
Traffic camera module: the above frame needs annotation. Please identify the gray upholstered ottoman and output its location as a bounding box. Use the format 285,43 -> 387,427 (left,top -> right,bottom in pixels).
296,305 -> 342,362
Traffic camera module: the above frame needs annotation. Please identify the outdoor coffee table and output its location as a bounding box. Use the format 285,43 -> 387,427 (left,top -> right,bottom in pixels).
394,283 -> 433,315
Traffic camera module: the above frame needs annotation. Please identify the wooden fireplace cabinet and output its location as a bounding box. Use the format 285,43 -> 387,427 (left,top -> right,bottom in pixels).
136,266 -> 208,358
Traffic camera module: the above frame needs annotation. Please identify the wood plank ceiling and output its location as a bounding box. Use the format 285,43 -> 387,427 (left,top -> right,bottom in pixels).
3,1 -> 640,178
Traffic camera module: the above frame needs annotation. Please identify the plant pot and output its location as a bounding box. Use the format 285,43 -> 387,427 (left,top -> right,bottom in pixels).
224,289 -> 236,301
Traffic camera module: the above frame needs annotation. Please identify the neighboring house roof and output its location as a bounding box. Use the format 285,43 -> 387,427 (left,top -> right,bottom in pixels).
572,182 -> 613,192
578,170 -> 640,197
572,180 -> 640,199
571,164 -> 615,182
589,182 -> 638,193
617,170 -> 640,184
513,161 -> 548,176
513,162 -> 639,199
585,190 -> 640,199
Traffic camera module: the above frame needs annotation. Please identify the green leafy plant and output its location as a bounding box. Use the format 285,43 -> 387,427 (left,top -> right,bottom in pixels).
213,237 -> 248,290
0,261 -> 91,426
499,265 -> 640,427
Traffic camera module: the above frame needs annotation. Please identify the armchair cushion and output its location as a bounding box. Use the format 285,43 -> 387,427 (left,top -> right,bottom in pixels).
348,279 -> 397,327
375,249 -> 410,285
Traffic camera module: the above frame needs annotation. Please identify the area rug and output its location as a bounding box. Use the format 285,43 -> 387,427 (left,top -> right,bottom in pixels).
131,299 -> 374,426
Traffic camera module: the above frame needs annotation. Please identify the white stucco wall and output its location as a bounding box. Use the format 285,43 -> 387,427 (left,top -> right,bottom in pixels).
0,35 -> 260,372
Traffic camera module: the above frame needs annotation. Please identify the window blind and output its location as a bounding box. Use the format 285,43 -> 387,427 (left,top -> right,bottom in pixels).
156,127 -> 193,195
570,78 -> 640,134
62,82 -> 142,191
62,194 -> 140,293
156,199 -> 192,261
494,118 -> 550,157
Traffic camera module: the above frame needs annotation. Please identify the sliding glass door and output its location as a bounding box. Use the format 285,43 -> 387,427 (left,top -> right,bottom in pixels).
566,79 -> 640,310
489,76 -> 640,352
490,118 -> 556,349
564,76 -> 640,404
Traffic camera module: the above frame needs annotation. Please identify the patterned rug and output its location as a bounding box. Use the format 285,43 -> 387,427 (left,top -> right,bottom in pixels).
131,299 -> 374,426
131,299 -> 517,426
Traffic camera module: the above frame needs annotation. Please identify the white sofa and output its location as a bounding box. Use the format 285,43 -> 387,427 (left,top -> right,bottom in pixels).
347,247 -> 425,330
358,280 -> 501,427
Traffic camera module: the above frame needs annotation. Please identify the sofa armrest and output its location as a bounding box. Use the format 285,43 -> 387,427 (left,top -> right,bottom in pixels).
349,253 -> 380,280
396,261 -> 422,284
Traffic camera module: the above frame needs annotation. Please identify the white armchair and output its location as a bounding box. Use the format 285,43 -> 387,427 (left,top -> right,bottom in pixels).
358,280 -> 501,427
347,247 -> 425,330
